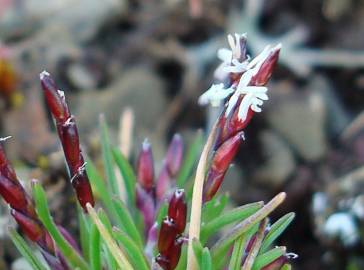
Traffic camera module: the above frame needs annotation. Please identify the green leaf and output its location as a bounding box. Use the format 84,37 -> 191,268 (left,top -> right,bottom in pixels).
176,131 -> 203,187
211,193 -> 286,260
252,247 -> 285,270
112,147 -> 136,209
32,181 -> 89,270
9,228 -> 48,270
89,223 -> 101,270
99,115 -> 120,198
261,213 -> 295,253
97,208 -> 117,269
201,248 -> 212,270
78,208 -> 90,261
228,234 -> 248,270
87,205 -> 133,270
86,160 -> 123,229
201,202 -> 263,244
175,245 -> 187,270
113,228 -> 150,270
201,194 -> 228,224
192,238 -> 204,268
112,198 -> 143,248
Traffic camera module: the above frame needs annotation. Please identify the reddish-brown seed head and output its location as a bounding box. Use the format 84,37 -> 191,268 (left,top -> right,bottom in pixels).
71,171 -> 95,211
40,71 -> 69,122
61,117 -> 81,170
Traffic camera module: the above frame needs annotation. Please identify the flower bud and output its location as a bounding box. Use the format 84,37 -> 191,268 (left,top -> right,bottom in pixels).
168,189 -> 187,234
61,117 -> 81,170
165,134 -> 183,177
136,185 -> 156,236
251,45 -> 281,86
11,209 -> 44,242
40,71 -> 69,122
137,140 -> 154,192
168,237 -> 183,270
0,175 -> 27,210
203,132 -> 243,202
156,161 -> 171,201
158,217 -> 178,255
71,170 -> 95,211
155,254 -> 170,270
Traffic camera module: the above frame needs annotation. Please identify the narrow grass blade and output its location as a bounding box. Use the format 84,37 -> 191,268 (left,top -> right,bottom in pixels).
201,248 -> 212,270
113,227 -> 150,270
211,193 -> 286,259
228,233 -> 248,270
86,204 -> 133,270
260,213 -> 295,253
99,115 -> 120,198
175,245 -> 187,270
9,228 -> 48,270
89,223 -> 101,270
32,181 -> 89,270
201,202 -> 263,244
252,247 -> 285,270
177,131 -> 203,187
78,208 -> 90,261
86,160 -> 123,229
201,194 -> 228,223
112,147 -> 136,209
112,198 -> 143,248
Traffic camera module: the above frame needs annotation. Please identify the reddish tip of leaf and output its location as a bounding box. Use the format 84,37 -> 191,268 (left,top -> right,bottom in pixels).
137,140 -> 154,191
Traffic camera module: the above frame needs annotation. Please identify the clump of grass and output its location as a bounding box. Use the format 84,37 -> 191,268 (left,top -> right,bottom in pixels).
0,33 -> 296,270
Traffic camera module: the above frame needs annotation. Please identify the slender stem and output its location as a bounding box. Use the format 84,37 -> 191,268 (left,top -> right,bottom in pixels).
187,121 -> 218,270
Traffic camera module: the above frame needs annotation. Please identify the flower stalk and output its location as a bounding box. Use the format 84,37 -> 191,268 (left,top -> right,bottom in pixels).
40,71 -> 94,211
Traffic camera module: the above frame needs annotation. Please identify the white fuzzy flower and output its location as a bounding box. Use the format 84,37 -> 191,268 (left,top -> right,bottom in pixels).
225,67 -> 268,121
198,83 -> 234,107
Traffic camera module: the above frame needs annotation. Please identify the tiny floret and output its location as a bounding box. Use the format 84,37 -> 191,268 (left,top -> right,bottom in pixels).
198,83 -> 234,107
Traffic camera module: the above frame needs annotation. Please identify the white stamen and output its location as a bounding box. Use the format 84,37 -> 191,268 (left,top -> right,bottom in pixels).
198,83 -> 234,107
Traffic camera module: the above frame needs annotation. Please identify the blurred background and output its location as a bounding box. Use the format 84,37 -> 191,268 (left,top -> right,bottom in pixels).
1,0 -> 364,269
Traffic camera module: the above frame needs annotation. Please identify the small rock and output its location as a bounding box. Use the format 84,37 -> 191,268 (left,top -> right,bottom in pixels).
67,63 -> 97,90
254,130 -> 295,187
267,81 -> 327,161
